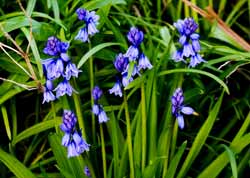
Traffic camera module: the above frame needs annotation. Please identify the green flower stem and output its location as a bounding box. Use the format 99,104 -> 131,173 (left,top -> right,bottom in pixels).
141,82 -> 147,172
162,73 -> 183,177
73,92 -> 86,139
51,102 -> 58,133
124,92 -> 135,178
89,43 -> 96,143
100,124 -> 107,178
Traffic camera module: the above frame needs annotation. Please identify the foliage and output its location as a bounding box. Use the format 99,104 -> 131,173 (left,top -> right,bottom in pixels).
0,0 -> 250,178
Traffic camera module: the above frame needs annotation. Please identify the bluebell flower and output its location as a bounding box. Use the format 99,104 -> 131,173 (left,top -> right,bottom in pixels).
60,110 -> 90,158
122,73 -> 133,87
92,104 -> 100,115
60,110 -> 77,133
75,8 -> 99,42
85,11 -> 99,35
127,27 -> 144,47
42,80 -> 55,103
138,53 -> 153,70
72,131 -> 90,153
84,166 -> 91,177
114,53 -> 129,73
173,17 -> 205,67
125,45 -> 139,61
189,54 -> 206,68
76,8 -> 88,21
92,86 -> 103,101
64,62 -> 81,80
109,80 -> 123,97
98,108 -> 109,123
54,79 -> 75,98
43,36 -> 61,56
75,27 -> 89,42
171,88 -> 196,129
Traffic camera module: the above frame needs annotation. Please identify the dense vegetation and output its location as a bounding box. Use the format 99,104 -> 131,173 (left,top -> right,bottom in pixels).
0,0 -> 250,178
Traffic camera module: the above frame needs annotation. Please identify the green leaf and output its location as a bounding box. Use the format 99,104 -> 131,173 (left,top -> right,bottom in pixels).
0,16 -> 41,37
158,69 -> 230,94
1,105 -> 11,140
220,144 -> 238,178
12,118 -> 61,145
0,149 -> 36,178
77,42 -> 121,68
83,0 -> 126,10
51,0 -> 60,22
165,141 -> 187,178
176,91 -> 224,178
26,0 -> 37,16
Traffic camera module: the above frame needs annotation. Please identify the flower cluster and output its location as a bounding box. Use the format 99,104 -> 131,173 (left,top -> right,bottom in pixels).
173,18 -> 205,67
60,110 -> 90,157
75,8 -> 99,42
171,88 -> 197,129
42,36 -> 81,103
92,86 -> 109,123
109,27 -> 152,97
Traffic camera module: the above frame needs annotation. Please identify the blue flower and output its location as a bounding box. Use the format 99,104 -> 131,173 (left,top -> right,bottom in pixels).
122,73 -> 133,87
43,36 -> 61,56
114,53 -> 129,73
75,27 -> 89,42
173,18 -> 205,67
85,11 -> 99,35
109,81 -> 123,97
72,131 -> 90,153
138,53 -> 153,70
125,46 -> 140,61
84,166 -> 91,177
76,8 -> 88,21
127,27 -> 144,47
92,86 -> 103,101
42,80 -> 55,103
189,54 -> 206,68
54,79 -> 75,98
98,108 -> 109,123
60,110 -> 77,133
92,104 -> 100,115
171,88 -> 196,129
64,62 -> 81,80
75,8 -> 99,42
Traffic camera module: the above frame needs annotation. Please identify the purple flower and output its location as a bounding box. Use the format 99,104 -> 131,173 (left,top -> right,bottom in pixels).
122,73 -> 133,87
92,104 -> 100,115
75,8 -> 99,42
127,27 -> 144,47
92,86 -> 103,101
72,131 -> 90,153
171,88 -> 196,129
125,46 -> 139,61
138,53 -> 153,70
54,79 -> 75,98
60,110 -> 77,133
109,81 -> 123,97
75,27 -> 89,42
42,80 -> 55,103
76,8 -> 88,21
189,54 -> 206,68
173,18 -> 205,67
84,166 -> 91,177
98,108 -> 109,123
43,36 -> 61,56
114,53 -> 129,73
64,62 -> 81,80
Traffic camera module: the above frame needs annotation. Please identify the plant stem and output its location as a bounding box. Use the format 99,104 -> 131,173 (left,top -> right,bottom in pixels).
124,92 -> 134,178
51,102 -> 58,133
141,82 -> 147,172
100,125 -> 107,178
89,43 -> 96,144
